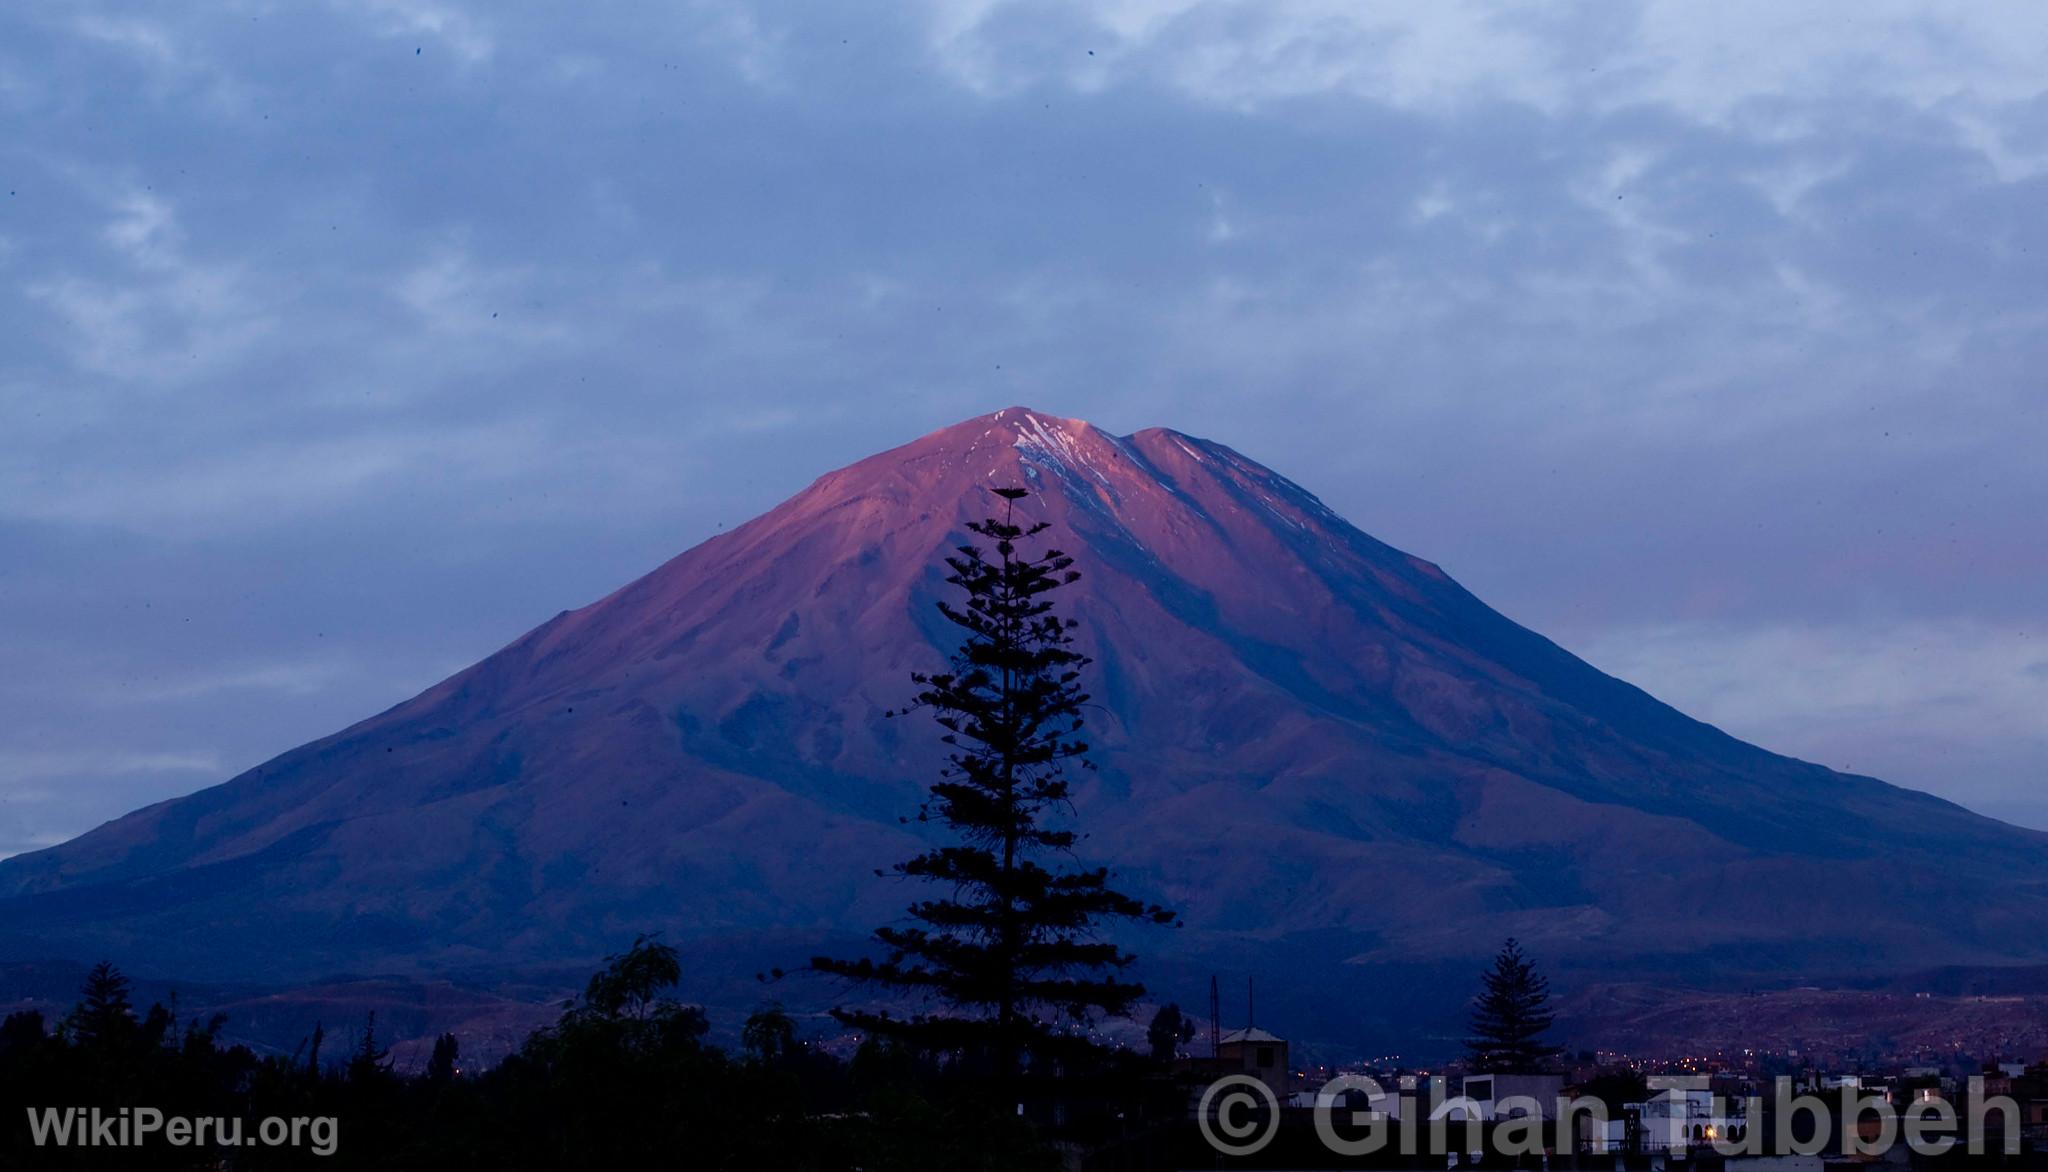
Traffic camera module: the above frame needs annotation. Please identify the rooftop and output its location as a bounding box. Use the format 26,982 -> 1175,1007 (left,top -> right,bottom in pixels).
1219,1027 -> 1286,1044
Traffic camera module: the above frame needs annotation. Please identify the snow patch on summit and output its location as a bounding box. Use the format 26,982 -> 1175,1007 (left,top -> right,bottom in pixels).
1001,412 -> 1167,551
1010,413 -> 1114,488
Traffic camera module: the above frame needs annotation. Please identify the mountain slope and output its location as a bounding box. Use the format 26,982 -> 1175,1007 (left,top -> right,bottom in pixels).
5,407 -> 2045,1031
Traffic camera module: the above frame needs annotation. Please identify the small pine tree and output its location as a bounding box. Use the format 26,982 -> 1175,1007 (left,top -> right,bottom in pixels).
812,487 -> 1176,1088
425,1032 -> 460,1084
65,960 -> 135,1050
347,1011 -> 393,1084
1465,938 -> 1558,1072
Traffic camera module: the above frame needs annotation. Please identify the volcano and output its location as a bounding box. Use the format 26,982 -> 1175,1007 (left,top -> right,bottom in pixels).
5,408 -> 2046,1043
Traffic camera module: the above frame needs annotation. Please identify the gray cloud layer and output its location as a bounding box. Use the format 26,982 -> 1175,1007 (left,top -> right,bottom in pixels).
3,1 -> 2044,855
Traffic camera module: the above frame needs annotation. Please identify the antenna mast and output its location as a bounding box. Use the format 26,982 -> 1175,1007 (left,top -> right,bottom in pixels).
1209,974 -> 1220,1057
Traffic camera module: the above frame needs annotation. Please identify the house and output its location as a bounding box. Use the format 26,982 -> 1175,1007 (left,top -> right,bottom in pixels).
1628,1086 -> 1752,1153
1215,1026 -> 1290,1099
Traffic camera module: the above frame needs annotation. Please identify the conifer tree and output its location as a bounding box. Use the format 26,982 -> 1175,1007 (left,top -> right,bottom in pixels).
813,487 -> 1175,1086
426,1032 -> 460,1084
1465,938 -> 1558,1072
65,961 -> 135,1050
348,1010 -> 394,1085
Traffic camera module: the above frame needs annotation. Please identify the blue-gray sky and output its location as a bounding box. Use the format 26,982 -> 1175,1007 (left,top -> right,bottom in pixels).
3,1 -> 2045,858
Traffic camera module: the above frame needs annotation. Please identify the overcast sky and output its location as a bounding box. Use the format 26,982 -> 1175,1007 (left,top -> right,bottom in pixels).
3,1 -> 2045,858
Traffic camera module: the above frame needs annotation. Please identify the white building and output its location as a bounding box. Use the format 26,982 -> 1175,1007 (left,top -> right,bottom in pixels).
1626,1087 -> 1751,1153
1452,1073 -> 1568,1121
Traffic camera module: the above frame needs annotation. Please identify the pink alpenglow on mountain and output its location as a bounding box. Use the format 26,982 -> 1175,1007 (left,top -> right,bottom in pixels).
4,408 -> 2045,1042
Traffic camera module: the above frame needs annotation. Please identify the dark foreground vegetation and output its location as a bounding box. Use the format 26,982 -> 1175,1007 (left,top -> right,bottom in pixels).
2,943 -> 1184,1170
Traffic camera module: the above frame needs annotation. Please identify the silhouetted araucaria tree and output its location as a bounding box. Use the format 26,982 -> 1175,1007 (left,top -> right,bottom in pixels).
1465,937 -> 1558,1072
812,486 -> 1176,1089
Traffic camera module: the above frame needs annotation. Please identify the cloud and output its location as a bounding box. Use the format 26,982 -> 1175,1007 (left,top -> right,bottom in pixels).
393,246 -> 521,338
922,0 -> 1573,109
24,187 -> 271,383
1622,2 -> 2048,122
117,660 -> 357,703
0,749 -> 223,784
351,0 -> 493,65
0,416 -> 561,534
101,191 -> 178,266
1577,619 -> 2048,817
0,750 -> 220,860
72,14 -> 183,71
918,2 -> 2048,126
67,10 -> 255,116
